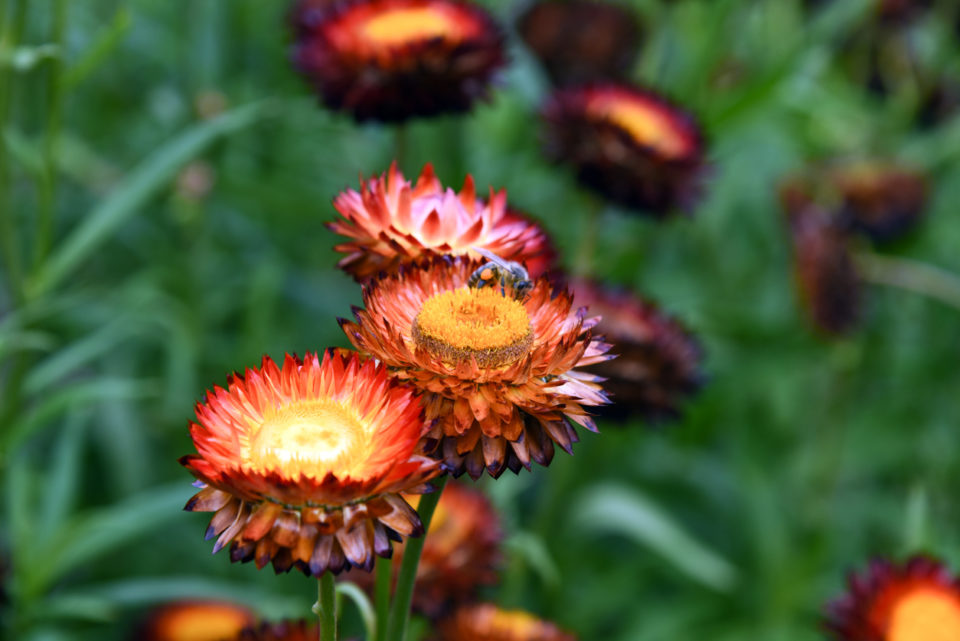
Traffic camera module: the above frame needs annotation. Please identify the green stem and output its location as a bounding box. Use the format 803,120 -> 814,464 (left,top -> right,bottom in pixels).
856,252 -> 960,312
385,476 -> 448,641
394,125 -> 407,171
0,0 -> 28,304
374,555 -> 392,641
318,572 -> 337,641
35,0 -> 67,268
573,197 -> 603,277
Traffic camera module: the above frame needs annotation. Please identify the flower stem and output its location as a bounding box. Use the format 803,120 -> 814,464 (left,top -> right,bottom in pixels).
394,125 -> 407,171
318,572 -> 337,641
385,476 -> 448,641
374,556 -> 391,641
35,0 -> 67,269
573,197 -> 603,277
0,0 -> 28,304
855,252 -> 960,312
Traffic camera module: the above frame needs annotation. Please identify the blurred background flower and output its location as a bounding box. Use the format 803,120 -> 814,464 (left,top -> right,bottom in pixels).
824,555 -> 960,641
290,0 -> 506,121
433,604 -> 576,641
345,481 -> 502,618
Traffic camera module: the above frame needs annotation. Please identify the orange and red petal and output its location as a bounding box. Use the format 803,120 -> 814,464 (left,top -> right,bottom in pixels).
329,163 -> 555,282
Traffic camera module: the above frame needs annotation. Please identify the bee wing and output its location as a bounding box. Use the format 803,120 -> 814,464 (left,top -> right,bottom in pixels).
470,246 -> 511,269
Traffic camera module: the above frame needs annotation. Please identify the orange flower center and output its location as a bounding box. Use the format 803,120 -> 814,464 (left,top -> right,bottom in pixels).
888,588 -> 960,641
154,603 -> 253,641
593,98 -> 689,159
361,7 -> 456,46
487,609 -> 545,637
412,287 -> 533,368
245,400 -> 372,479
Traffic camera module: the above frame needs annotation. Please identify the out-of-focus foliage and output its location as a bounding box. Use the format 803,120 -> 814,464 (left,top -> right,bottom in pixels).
2,1 -> 960,640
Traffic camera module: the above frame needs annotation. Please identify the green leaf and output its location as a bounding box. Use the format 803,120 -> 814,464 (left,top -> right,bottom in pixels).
1,378 -> 153,456
23,319 -> 134,394
63,8 -> 132,89
29,99 -> 279,296
0,44 -> 60,71
23,484 -> 192,597
504,531 -> 560,589
903,484 -> 929,553
573,484 -> 739,592
48,577 -> 306,619
0,330 -> 55,359
38,414 -> 88,544
338,581 -> 376,641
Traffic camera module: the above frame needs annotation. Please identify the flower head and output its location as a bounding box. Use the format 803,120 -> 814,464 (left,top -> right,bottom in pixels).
782,199 -> 862,336
542,83 -> 706,217
825,555 -> 960,641
180,349 -> 440,576
340,256 -> 613,479
345,481 -> 502,618
135,601 -> 255,641
290,0 -> 506,122
329,163 -> 555,282
435,604 -> 577,641
233,622 -> 318,641
517,0 -> 641,87
830,162 -> 928,244
570,279 -> 703,424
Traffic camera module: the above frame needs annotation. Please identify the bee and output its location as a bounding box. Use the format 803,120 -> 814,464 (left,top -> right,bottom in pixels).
467,247 -> 533,300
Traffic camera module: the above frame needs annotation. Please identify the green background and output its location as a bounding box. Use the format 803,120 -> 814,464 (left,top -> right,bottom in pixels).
2,0 -> 960,639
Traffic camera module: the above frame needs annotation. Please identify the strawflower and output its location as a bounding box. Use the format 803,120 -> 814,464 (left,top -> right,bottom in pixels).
290,0 -> 505,122
542,83 -> 706,217
341,255 -> 612,479
825,555 -> 960,641
181,349 -> 440,575
329,163 -> 555,282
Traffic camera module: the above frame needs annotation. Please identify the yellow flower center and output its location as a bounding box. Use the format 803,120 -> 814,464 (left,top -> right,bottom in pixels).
412,286 -> 533,368
889,589 -> 960,641
246,400 -> 371,479
362,7 -> 455,46
597,99 -> 688,159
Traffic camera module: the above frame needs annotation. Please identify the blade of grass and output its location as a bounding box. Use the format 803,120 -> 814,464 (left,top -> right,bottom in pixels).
573,483 -> 739,592
29,99 -> 278,297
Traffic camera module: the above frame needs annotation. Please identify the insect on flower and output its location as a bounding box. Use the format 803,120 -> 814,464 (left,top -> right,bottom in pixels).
467,247 -> 533,301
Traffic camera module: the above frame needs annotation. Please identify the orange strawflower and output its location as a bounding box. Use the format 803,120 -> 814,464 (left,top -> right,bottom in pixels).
542,83 -> 706,217
780,187 -> 862,336
345,481 -> 502,618
829,162 -> 928,245
434,604 -> 577,641
517,0 -> 642,87
135,601 -> 255,641
329,163 -> 555,283
340,256 -> 612,479
290,0 -> 506,122
569,278 -> 703,424
181,349 -> 440,575
825,555 -> 960,641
